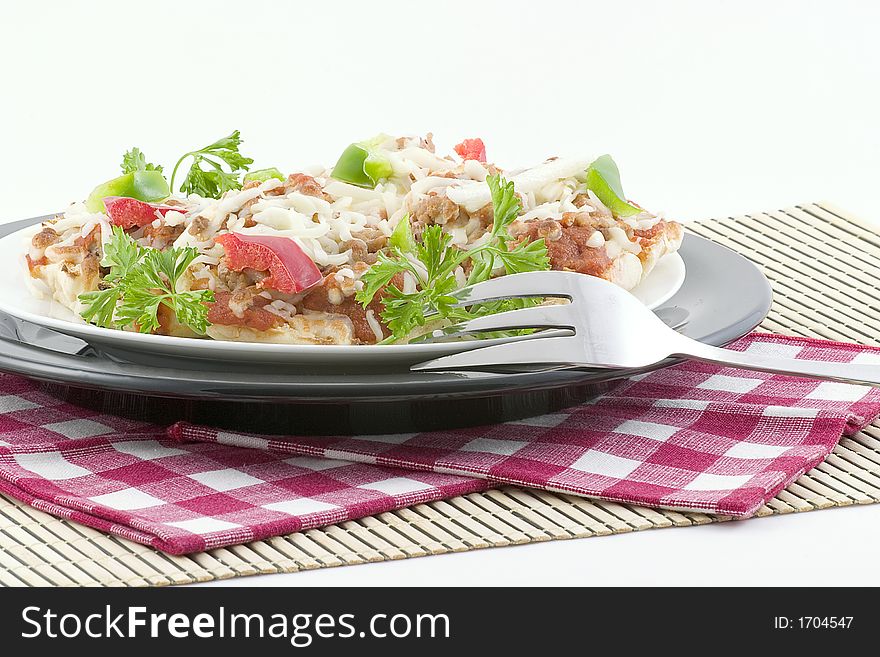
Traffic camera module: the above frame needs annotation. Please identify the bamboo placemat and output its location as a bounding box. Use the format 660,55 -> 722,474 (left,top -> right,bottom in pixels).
1,201 -> 879,587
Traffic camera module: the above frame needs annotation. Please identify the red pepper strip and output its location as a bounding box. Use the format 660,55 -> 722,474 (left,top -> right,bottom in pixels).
454,138 -> 487,162
103,196 -> 183,229
214,233 -> 322,294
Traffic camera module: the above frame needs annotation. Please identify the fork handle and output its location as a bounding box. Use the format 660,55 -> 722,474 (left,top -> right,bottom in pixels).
675,339 -> 880,387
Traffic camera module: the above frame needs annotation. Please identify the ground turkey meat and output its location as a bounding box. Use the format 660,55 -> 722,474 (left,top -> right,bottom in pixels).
264,173 -> 330,200
216,262 -> 268,293
410,197 -> 495,243
409,194 -> 461,238
469,203 -> 494,232
188,215 -> 210,239
340,228 -> 387,264
50,225 -> 101,263
31,226 -> 59,250
142,222 -> 185,247
27,226 -> 60,272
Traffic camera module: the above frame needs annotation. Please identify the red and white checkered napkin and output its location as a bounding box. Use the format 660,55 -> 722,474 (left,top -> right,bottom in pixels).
0,379 -> 486,554
172,334 -> 880,513
2,333 -> 880,555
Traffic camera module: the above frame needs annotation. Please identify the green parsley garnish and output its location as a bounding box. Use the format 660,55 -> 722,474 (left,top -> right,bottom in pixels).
78,226 -> 214,334
120,147 -> 164,175
356,174 -> 550,343
169,130 -> 254,198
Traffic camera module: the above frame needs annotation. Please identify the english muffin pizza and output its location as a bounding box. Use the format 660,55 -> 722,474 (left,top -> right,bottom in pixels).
24,132 -> 682,344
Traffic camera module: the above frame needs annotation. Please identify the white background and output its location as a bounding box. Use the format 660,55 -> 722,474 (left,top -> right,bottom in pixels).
2,1 -> 879,586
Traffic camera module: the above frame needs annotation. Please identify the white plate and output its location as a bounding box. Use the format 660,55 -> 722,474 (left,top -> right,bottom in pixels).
0,222 -> 685,365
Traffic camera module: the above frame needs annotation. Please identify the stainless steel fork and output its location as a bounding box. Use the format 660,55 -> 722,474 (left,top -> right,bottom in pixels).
410,271 -> 880,387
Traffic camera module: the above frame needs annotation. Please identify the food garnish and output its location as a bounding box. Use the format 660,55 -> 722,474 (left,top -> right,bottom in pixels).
243,167 -> 285,184
120,147 -> 164,175
102,197 -> 182,229
85,170 -> 171,213
453,138 -> 487,162
86,134 -> 251,211
169,130 -> 254,198
214,233 -> 322,295
330,135 -> 394,189
585,154 -> 641,218
356,174 -> 550,343
78,226 -> 214,334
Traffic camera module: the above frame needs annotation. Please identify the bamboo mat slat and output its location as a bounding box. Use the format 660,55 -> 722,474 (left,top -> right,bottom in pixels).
2,201 -> 880,587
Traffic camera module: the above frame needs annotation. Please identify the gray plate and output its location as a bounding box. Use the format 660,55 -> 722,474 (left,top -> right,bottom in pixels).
0,216 -> 771,433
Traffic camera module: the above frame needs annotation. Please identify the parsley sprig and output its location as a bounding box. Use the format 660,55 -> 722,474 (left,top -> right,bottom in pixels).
356,174 -> 550,343
169,130 -> 254,198
121,147 -> 164,175
78,226 -> 214,334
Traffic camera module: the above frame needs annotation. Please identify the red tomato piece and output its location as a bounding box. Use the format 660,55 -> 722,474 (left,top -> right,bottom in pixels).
215,232 -> 322,294
103,196 -> 182,229
453,138 -> 487,162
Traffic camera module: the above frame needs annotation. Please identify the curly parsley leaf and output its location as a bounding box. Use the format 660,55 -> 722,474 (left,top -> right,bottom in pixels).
114,286 -> 166,334
169,130 -> 254,198
78,226 -> 214,334
100,225 -> 141,282
417,225 -> 457,281
485,173 -> 521,243
172,290 -> 216,334
465,175 -> 549,284
78,225 -> 144,328
354,252 -> 410,308
379,289 -> 429,339
121,147 -> 164,175
78,288 -> 122,329
358,174 -> 550,343
179,164 -> 244,199
487,237 -> 550,276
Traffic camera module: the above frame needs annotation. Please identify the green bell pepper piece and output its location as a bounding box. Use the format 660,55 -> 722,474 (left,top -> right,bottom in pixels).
585,155 -> 641,218
243,167 -> 285,184
330,136 -> 393,188
85,170 -> 171,213
389,213 -> 416,253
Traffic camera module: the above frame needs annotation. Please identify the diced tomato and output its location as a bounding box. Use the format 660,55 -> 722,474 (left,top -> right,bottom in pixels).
103,196 -> 183,229
214,233 -> 322,294
454,138 -> 487,163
